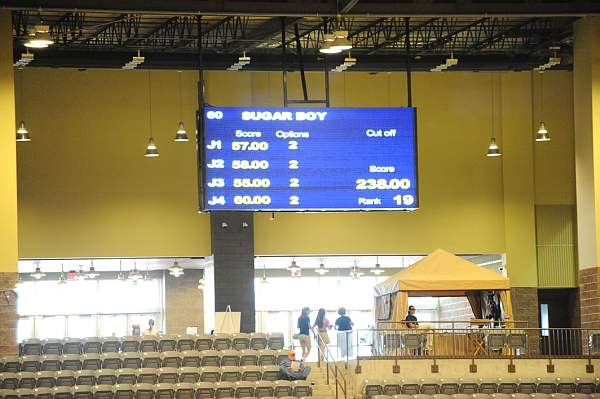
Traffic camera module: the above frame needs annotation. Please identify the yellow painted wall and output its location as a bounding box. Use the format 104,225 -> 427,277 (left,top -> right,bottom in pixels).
0,11 -> 19,273
15,68 -> 576,287
16,69 -> 210,258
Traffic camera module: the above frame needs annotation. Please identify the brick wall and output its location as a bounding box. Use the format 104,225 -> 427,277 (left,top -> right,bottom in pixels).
0,272 -> 18,356
511,287 -> 540,354
438,297 -> 474,326
211,212 -> 255,332
165,269 -> 204,334
579,267 -> 600,329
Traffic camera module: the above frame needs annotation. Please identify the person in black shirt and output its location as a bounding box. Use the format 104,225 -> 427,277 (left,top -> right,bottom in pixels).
335,307 -> 354,358
297,307 -> 311,360
405,305 -> 418,328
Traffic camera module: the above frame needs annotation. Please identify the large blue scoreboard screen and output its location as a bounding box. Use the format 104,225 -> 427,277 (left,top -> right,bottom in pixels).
201,107 -> 418,211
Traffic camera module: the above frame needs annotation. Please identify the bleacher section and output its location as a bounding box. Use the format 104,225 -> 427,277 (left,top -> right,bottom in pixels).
0,334 -> 314,398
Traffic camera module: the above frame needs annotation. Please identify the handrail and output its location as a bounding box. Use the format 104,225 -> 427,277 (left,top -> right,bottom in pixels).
315,329 -> 348,399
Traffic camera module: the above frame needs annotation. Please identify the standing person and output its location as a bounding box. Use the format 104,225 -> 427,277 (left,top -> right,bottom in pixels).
312,308 -> 332,361
297,307 -> 311,360
335,307 -> 354,358
143,319 -> 159,336
405,305 -> 419,329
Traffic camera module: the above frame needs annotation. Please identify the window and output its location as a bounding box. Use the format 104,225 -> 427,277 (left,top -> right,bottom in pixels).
540,303 -> 549,337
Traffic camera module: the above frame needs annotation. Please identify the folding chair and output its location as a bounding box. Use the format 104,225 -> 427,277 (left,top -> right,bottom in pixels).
155,384 -> 175,399
214,382 -> 235,399
75,370 -> 96,386
82,338 -> 102,355
219,351 -> 240,368
72,386 -> 93,399
218,367 -> 240,383
438,379 -> 459,395
381,380 -> 401,396
92,385 -> 115,399
200,352 -> 220,368
160,353 -> 181,369
235,381 -> 255,398
257,350 -> 276,367
273,381 -> 293,398
135,369 -> 157,385
193,382 -> 214,399
32,387 -> 53,399
53,386 -> 73,399
120,338 -> 141,354
175,336 -> 196,353
62,339 -> 83,355
158,337 -> 178,353
141,353 -> 161,369
35,371 -> 57,388
292,381 -> 311,398
174,383 -> 195,399
231,334 -> 250,351
81,355 -> 102,371
61,355 -> 82,371
199,367 -> 220,383
139,338 -> 158,353
212,336 -> 232,352
18,372 -> 37,389
95,369 -> 117,386
101,354 -> 122,370
133,384 -> 155,399
42,340 -> 63,356
267,334 -> 284,351
121,354 -> 142,370
180,352 -> 201,369
21,356 -> 41,372
260,366 -> 280,382
2,357 -> 21,373
249,334 -> 267,351
158,368 -> 179,385
21,340 -> 43,356
1,372 -> 19,389
177,368 -> 200,384
116,369 -> 137,385
240,366 -> 261,382
100,338 -> 120,354
114,385 -> 135,399
194,336 -> 213,352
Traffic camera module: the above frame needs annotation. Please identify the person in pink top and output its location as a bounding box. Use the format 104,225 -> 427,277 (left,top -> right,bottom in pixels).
312,308 -> 332,361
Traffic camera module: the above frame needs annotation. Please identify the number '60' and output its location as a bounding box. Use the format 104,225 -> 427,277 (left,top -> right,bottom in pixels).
206,110 -> 224,119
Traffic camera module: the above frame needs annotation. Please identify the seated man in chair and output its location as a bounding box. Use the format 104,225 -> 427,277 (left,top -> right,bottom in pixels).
280,351 -> 311,380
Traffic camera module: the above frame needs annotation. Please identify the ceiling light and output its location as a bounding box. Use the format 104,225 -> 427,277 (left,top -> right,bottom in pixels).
57,274 -> 67,285
173,122 -> 189,142
16,121 -> 31,142
128,267 -> 143,282
86,266 -> 100,279
370,256 -> 386,275
430,55 -> 459,72
332,55 -> 356,72
320,33 -> 341,54
123,51 -> 145,70
31,265 -> 45,280
197,278 -> 205,289
75,266 -> 87,281
287,259 -> 301,272
117,260 -> 126,282
260,264 -> 269,284
227,53 -> 252,71
143,267 -> 152,282
144,138 -> 159,157
25,25 -> 54,48
331,30 -> 352,51
14,52 -> 34,68
487,137 -> 501,157
536,122 -> 551,142
315,260 -> 329,275
169,261 -> 184,277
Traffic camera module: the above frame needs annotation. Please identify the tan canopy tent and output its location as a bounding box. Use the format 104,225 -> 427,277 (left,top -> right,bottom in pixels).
374,248 -> 513,327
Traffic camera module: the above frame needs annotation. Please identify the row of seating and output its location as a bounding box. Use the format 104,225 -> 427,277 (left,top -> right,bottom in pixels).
371,394 -> 600,399
19,335 -> 285,356
0,366 -> 287,388
0,381 -> 312,399
1,350 -> 288,372
363,378 -> 600,398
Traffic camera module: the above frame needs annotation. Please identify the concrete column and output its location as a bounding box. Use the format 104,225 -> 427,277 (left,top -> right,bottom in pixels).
165,270 -> 205,334
211,212 -> 255,332
574,17 -> 600,329
0,10 -> 20,356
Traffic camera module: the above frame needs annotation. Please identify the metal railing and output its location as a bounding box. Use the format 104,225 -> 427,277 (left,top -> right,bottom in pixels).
316,330 -> 348,399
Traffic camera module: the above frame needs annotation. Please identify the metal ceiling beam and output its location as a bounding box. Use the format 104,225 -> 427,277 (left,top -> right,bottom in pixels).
2,0 -> 600,17
366,18 -> 438,55
418,17 -> 489,51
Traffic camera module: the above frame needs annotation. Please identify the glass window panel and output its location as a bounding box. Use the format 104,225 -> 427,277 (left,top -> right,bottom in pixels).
38,316 -> 66,339
67,315 -> 97,338
129,314 -> 161,335
99,314 -> 127,337
98,280 -> 162,314
18,317 -> 34,343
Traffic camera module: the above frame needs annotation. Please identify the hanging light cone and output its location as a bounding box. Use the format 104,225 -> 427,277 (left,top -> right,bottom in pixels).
173,122 -> 189,142
487,137 -> 502,157
145,137 -> 159,157
320,33 -> 341,54
25,25 -> 54,48
16,121 -> 31,142
535,122 -> 551,142
331,30 -> 352,51
315,262 -> 330,276
31,266 -> 45,279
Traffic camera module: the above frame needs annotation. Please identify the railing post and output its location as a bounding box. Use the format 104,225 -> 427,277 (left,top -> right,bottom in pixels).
335,366 -> 339,399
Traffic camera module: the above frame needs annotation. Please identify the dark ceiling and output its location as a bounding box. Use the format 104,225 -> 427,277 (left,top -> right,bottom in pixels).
6,0 -> 600,71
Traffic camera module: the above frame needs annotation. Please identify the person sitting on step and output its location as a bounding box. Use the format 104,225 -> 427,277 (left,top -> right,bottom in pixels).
280,350 -> 311,380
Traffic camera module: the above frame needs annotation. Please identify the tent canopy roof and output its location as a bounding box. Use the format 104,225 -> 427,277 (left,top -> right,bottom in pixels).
374,248 -> 510,296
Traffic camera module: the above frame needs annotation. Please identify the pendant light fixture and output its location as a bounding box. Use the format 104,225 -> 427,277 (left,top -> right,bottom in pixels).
145,72 -> 159,157
86,260 -> 100,279
16,71 -> 31,142
128,261 -> 144,283
143,266 -> 151,282
331,30 -> 352,52
58,264 -> 67,285
370,256 -> 386,275
173,71 -> 189,142
31,263 -> 45,279
260,264 -> 269,284
350,260 -> 362,280
315,258 -> 330,276
75,265 -> 87,281
25,25 -> 54,48
117,260 -> 126,282
487,73 -> 502,157
287,258 -> 301,272
535,72 -> 551,142
169,261 -> 184,277
319,33 -> 339,54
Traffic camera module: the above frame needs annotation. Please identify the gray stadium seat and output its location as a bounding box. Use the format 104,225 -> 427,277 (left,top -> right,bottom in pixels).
160,353 -> 181,369
497,379 -> 518,394
178,368 -> 200,384
2,357 -> 21,373
121,354 -> 142,370
194,382 -> 214,399
479,380 -> 498,394
72,386 -> 93,399
62,339 -> 83,355
219,351 -> 240,367
75,370 -> 96,386
134,384 -> 155,399
100,338 -> 120,354
53,386 -> 73,399
92,385 -> 115,399
536,379 -> 557,394
257,350 -> 276,367
175,337 -> 196,353
136,369 -> 158,385
41,356 -> 61,372
95,369 -> 117,386
267,334 -> 284,351
21,356 -> 41,372
240,366 -> 261,382
439,379 -> 459,395
18,372 -> 37,389
218,367 -> 240,383
33,387 -> 53,399
235,381 -> 255,398
21,340 -> 43,356
1,372 -> 19,389
82,355 -> 102,371
155,384 -> 176,399
101,354 -> 122,370
174,383 -> 195,399
255,381 -> 275,398
273,380 -> 293,397
239,351 -> 257,367
400,380 -> 419,395
114,385 -> 135,399
194,336 -> 214,352
116,369 -> 137,385
419,379 -> 440,394
292,381 -> 310,397
491,393 -> 513,399
575,378 -> 597,394
158,368 -> 179,384
381,380 -> 401,396
231,334 -> 250,351
459,379 -> 479,394
199,367 -> 220,383
141,353 -> 161,369
180,352 -> 201,369
364,380 -> 383,398
121,338 -> 141,354
140,338 -> 159,353
55,370 -> 76,387
0,389 -> 18,399
158,337 -> 178,353
556,378 -> 577,394
213,335 -> 232,352
35,371 -> 56,388
260,366 -> 280,382
16,388 -> 36,399
214,382 -> 235,399
200,352 -> 220,368
42,340 -> 63,356
83,339 -> 102,355
61,355 -> 82,371
249,334 -> 267,351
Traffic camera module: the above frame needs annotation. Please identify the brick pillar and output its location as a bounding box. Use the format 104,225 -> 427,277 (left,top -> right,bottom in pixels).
510,287 -> 540,355
211,212 -> 255,332
0,273 -> 19,356
579,268 -> 600,329
165,270 -> 205,334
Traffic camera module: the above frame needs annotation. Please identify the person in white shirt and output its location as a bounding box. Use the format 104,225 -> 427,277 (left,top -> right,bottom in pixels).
143,319 -> 159,336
